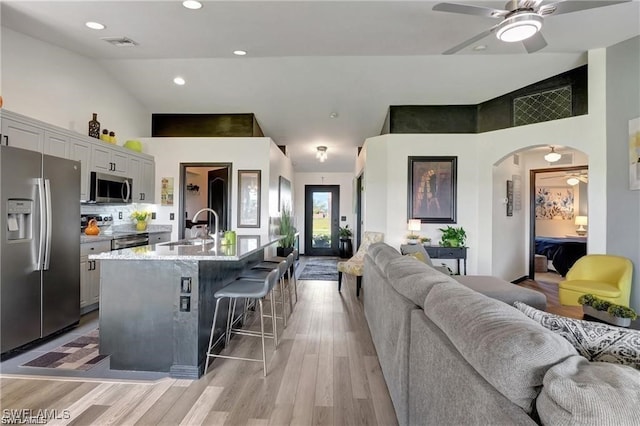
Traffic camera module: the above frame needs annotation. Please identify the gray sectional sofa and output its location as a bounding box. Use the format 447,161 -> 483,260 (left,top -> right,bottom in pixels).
364,242 -> 640,426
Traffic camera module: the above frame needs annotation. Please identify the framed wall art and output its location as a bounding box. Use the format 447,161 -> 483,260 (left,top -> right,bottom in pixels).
278,176 -> 292,212
237,170 -> 261,228
407,156 -> 457,223
629,117 -> 640,190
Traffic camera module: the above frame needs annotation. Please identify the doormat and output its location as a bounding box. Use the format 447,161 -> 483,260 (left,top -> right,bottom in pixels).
21,329 -> 108,371
299,257 -> 339,281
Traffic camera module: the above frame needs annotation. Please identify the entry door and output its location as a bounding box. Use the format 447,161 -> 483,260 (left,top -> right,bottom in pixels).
305,185 -> 340,256
208,168 -> 229,231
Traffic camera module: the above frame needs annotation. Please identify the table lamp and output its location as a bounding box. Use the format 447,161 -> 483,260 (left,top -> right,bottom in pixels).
407,219 -> 421,244
575,216 -> 588,236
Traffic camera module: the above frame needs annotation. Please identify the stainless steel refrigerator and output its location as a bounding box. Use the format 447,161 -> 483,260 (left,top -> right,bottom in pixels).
1,145 -> 80,354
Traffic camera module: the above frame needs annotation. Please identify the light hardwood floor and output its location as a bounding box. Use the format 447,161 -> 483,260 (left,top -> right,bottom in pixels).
0,273 -> 398,426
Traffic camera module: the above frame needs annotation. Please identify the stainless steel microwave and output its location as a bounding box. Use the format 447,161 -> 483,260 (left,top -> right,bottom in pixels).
89,172 -> 132,203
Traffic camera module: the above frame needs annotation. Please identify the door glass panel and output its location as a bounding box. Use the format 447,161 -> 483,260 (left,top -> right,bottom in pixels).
312,192 -> 332,248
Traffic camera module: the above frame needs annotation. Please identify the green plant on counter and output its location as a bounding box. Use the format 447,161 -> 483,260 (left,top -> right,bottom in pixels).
278,204 -> 296,248
438,226 -> 466,247
578,294 -> 637,320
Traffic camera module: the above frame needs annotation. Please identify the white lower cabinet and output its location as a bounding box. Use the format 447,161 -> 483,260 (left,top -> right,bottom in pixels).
80,240 -> 111,313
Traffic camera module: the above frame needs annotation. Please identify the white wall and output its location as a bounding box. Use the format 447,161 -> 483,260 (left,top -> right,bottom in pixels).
362,57 -> 609,279
141,137 -> 275,241
491,155 -> 526,280
293,172 -> 355,254
605,36 -> 640,312
1,28 -> 150,143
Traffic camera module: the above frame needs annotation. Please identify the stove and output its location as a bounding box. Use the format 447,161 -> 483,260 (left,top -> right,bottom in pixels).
81,214 -> 149,249
81,214 -> 113,233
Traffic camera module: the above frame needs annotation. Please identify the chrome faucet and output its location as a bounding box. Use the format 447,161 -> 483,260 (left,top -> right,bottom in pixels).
192,208 -> 219,243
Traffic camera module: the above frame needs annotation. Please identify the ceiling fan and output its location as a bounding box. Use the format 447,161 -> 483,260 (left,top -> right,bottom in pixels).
432,0 -> 629,54
540,170 -> 588,185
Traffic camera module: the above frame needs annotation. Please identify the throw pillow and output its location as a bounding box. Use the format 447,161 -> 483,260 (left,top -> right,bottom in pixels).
404,251 -> 427,263
514,302 -> 640,369
537,355 -> 640,426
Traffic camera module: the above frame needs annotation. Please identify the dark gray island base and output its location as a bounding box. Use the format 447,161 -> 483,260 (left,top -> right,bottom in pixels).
92,235 -> 282,379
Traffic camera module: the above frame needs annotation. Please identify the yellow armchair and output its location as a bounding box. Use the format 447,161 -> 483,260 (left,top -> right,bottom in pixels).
558,254 -> 633,307
337,231 -> 384,297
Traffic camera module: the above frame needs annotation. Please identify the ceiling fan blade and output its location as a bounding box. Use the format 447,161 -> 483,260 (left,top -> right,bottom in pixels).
522,32 -> 547,53
578,176 -> 589,183
443,26 -> 497,55
432,2 -> 509,18
539,0 -> 629,16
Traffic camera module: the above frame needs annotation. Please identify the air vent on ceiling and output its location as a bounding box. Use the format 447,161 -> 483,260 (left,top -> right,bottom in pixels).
555,153 -> 574,165
101,37 -> 138,47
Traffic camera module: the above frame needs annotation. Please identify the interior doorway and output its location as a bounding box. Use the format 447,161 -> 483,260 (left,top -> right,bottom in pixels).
529,165 -> 588,280
179,163 -> 231,239
304,185 -> 340,256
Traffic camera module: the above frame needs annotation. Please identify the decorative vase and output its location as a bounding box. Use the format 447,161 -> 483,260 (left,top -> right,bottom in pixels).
136,220 -> 148,231
583,305 -> 631,327
88,113 -> 100,139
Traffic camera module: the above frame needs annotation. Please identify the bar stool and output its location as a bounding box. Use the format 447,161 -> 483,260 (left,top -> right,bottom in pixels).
254,250 -> 298,305
238,259 -> 291,327
204,269 -> 279,376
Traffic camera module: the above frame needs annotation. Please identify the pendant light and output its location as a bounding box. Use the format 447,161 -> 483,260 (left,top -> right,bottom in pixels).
544,146 -> 561,163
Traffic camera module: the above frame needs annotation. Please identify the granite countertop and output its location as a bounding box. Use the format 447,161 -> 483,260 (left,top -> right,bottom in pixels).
90,234 -> 283,261
81,224 -> 173,244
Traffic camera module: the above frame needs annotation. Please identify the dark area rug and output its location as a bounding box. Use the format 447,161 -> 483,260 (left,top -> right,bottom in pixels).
299,257 -> 339,281
21,329 -> 107,371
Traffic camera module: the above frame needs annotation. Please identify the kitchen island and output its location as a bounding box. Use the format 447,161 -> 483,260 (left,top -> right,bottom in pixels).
90,234 -> 282,379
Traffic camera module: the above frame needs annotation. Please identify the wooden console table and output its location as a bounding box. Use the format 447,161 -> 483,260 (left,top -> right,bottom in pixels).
424,246 -> 467,275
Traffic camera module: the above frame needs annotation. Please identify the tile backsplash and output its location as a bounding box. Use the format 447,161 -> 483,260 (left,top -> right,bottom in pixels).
81,203 -> 157,225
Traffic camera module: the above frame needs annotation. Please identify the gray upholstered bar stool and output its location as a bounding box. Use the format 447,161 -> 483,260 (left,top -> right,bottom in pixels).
204,269 -> 279,376
238,259 -> 291,327
253,250 -> 298,306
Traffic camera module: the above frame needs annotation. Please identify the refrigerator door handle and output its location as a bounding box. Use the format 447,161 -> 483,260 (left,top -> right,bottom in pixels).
36,178 -> 46,270
43,179 -> 53,270
122,180 -> 130,202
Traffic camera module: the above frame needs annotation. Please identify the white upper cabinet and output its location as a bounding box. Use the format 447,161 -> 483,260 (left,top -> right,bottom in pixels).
0,110 -> 154,202
1,116 -> 44,152
44,130 -> 70,158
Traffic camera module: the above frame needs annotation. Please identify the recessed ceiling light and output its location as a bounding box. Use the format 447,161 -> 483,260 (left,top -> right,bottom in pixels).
85,21 -> 106,30
233,50 -> 247,56
173,77 -> 186,86
182,1 -> 202,10
329,112 -> 338,119
473,45 -> 487,51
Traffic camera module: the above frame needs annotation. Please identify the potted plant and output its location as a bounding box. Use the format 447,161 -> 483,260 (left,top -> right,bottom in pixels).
277,204 -> 296,257
339,225 -> 353,258
131,210 -> 151,231
438,226 -> 466,247
420,236 -> 432,246
406,232 -> 421,245
578,294 -> 637,327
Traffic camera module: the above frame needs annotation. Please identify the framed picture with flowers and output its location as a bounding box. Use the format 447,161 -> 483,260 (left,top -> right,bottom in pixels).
407,156 -> 457,224
237,170 -> 261,228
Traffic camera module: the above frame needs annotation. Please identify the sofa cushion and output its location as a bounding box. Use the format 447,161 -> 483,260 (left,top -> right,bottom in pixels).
385,256 -> 455,308
537,355 -> 640,426
514,302 -> 640,369
454,275 -> 547,311
424,283 -> 578,413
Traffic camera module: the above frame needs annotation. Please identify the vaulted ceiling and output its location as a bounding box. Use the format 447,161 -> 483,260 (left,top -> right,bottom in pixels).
3,1 -> 639,171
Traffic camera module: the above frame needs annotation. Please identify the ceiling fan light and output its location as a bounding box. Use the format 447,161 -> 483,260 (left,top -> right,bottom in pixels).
544,146 -> 561,163
566,177 -> 580,186
496,13 -> 543,42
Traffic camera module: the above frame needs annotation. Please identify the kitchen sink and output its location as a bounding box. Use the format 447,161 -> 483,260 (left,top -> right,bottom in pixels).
160,239 -> 215,247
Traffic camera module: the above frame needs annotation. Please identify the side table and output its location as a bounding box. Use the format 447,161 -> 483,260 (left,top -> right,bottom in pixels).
424,246 -> 467,275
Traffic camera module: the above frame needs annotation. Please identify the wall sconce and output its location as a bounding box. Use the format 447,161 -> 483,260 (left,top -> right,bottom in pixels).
544,146 -> 561,163
316,146 -> 328,162
575,215 -> 588,236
